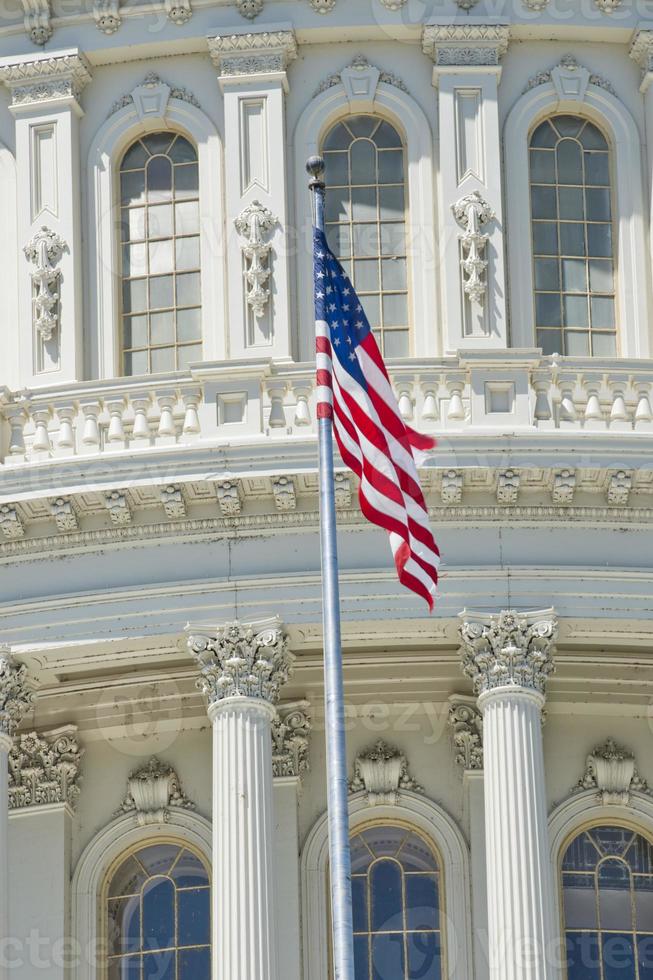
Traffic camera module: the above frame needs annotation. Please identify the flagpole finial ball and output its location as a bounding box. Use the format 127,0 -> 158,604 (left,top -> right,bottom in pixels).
306,155 -> 325,180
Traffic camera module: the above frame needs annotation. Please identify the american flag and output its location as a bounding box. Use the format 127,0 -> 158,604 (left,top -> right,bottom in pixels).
313,228 -> 440,610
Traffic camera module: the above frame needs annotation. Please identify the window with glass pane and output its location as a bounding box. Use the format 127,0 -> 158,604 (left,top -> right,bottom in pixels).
322,116 -> 410,358
561,825 -> 653,979
348,825 -> 443,980
529,115 -> 617,357
119,133 -> 202,376
107,842 -> 210,980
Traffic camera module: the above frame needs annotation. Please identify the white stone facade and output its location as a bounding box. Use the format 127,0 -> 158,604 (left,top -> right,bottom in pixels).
0,2 -> 652,979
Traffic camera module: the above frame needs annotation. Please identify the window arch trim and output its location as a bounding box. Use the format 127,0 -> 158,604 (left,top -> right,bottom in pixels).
300,791 -> 472,980
71,808 -> 212,980
293,82 -> 438,361
87,98 -> 225,380
504,82 -> 650,358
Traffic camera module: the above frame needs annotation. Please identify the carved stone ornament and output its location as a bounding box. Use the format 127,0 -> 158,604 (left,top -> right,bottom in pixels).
378,0 -> 407,9
0,54 -> 92,106
23,227 -> 66,342
630,30 -> 653,76
308,0 -> 336,12
160,485 -> 186,519
208,30 -> 298,80
575,738 -> 652,805
115,757 -> 195,826
0,650 -> 33,739
236,0 -> 263,16
50,496 -> 79,532
497,469 -> 520,505
93,0 -> 121,34
272,476 -> 296,512
9,726 -> 82,810
216,480 -> 243,517
607,471 -> 632,506
22,0 -> 53,45
524,55 -> 615,97
553,468 -> 576,505
165,0 -> 192,24
452,192 -> 494,307
234,201 -> 277,319
314,54 -> 408,98
0,505 -> 25,540
459,608 -> 557,697
272,703 -> 311,779
441,470 -> 463,505
350,740 -> 422,806
334,472 -> 352,510
422,24 -> 510,68
448,697 -> 483,770
108,72 -> 200,118
187,619 -> 293,707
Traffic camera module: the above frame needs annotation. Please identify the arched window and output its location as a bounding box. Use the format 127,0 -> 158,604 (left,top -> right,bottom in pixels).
322,116 -> 409,358
348,824 -> 443,979
119,133 -> 202,376
529,115 -> 616,357
106,841 -> 210,979
561,824 -> 653,978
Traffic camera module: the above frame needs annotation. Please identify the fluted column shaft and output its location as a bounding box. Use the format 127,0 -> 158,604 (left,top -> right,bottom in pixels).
188,620 -> 292,980
460,609 -> 558,980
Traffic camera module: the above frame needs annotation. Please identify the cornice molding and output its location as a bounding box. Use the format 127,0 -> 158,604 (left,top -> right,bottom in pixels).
0,51 -> 92,109
422,23 -> 510,68
207,29 -> 297,83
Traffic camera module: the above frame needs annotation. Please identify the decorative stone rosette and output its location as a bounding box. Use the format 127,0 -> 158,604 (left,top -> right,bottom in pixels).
9,727 -> 82,810
0,651 -> 33,739
187,619 -> 292,706
459,609 -> 557,697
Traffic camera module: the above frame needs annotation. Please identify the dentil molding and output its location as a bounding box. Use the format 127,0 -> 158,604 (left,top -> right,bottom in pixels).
114,756 -> 195,826
350,739 -> 422,805
448,696 -> 483,771
9,725 -> 82,810
459,608 -> 558,696
574,738 -> 652,805
187,619 -> 293,707
272,701 -> 311,779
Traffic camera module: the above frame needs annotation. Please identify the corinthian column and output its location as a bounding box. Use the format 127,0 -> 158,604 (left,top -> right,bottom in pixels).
459,609 -> 558,980
187,620 -> 292,980
0,649 -> 33,980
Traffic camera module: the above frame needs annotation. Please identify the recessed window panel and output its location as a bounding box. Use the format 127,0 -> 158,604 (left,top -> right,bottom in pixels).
529,115 -> 617,356
107,843 -> 210,980
347,825 -> 444,980
119,133 -> 202,375
561,826 -> 653,980
323,115 -> 410,356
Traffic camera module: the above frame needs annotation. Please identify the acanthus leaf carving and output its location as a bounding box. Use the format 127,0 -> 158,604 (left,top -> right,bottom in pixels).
216,480 -> 243,517
459,609 -> 557,697
350,740 -> 422,806
575,738 -> 652,805
187,619 -> 293,706
272,702 -> 311,779
9,726 -> 82,810
448,696 -> 483,771
234,201 -> 277,319
0,505 -> 25,540
114,756 -> 195,826
452,192 -> 494,307
0,650 -> 34,739
23,227 -> 67,342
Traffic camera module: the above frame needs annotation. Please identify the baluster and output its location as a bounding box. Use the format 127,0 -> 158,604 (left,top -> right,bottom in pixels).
5,407 -> 27,456
156,393 -> 177,440
397,385 -> 414,421
267,383 -> 287,429
293,385 -> 312,427
131,397 -> 152,443
609,383 -> 630,431
81,402 -> 101,449
32,410 -> 52,455
182,390 -> 201,436
634,384 -> 653,430
447,382 -> 465,422
106,400 -> 127,444
56,407 -> 75,451
559,382 -> 577,424
422,389 -> 438,422
533,380 -> 553,424
583,381 -> 605,429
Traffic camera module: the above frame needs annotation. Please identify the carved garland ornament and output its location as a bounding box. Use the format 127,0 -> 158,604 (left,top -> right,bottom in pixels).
234,201 -> 277,319
23,227 -> 67,342
350,740 -> 422,806
452,191 -> 494,307
187,619 -> 292,706
9,727 -> 82,810
114,757 -> 195,826
459,609 -> 558,696
575,738 -> 652,805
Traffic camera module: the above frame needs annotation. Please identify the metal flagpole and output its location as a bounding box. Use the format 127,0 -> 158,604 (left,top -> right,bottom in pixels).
307,155 -> 356,980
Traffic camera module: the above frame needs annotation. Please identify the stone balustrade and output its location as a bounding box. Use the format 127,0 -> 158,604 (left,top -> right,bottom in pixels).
2,353 -> 653,465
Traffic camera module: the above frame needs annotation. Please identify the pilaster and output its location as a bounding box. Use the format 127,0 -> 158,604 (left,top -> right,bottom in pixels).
459,609 -> 558,979
423,23 -> 509,353
208,29 -> 297,362
187,619 -> 293,980
630,28 -> 653,330
0,50 -> 90,386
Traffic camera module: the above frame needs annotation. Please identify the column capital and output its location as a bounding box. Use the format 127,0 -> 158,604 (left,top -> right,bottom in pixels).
0,648 -> 34,744
187,618 -> 293,709
272,701 -> 311,780
448,694 -> 483,771
458,608 -> 557,699
629,28 -> 653,92
0,49 -> 91,114
422,22 -> 509,77
207,29 -> 297,90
